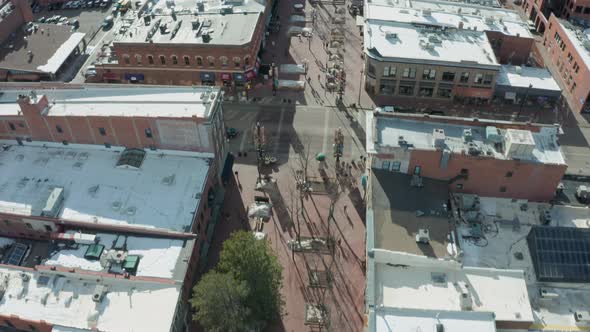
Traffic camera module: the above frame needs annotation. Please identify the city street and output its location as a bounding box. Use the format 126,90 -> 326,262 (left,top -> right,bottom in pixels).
202,103 -> 368,332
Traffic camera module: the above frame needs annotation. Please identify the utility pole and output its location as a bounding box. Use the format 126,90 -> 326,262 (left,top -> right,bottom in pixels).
517,83 -> 533,120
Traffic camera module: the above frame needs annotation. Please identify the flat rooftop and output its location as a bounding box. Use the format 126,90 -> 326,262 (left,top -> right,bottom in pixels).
364,19 -> 499,68
374,252 -> 534,324
497,65 -> 561,92
0,86 -> 221,118
0,142 -> 210,233
0,266 -> 180,332
456,194 -> 590,330
374,115 -> 566,165
375,308 -> 496,332
0,23 -> 85,74
115,0 -> 264,45
365,4 -> 531,40
559,21 -> 590,68
371,170 -> 452,259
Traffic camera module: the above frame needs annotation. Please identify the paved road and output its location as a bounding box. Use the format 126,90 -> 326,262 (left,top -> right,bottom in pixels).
223,103 -> 367,164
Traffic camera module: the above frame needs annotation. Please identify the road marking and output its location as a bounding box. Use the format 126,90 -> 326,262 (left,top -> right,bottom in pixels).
239,128 -> 249,152
273,107 -> 285,155
322,107 -> 331,154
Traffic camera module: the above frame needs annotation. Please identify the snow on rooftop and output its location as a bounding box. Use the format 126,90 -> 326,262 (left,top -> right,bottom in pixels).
0,142 -> 210,232
375,308 -> 496,332
0,267 -> 180,332
0,86 -> 220,118
44,233 -> 184,279
374,252 -> 534,324
497,65 -> 561,91
375,116 -> 565,164
36,33 -> 86,74
364,19 -> 499,67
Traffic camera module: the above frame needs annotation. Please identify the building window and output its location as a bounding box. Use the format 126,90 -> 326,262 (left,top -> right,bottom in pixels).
379,81 -> 395,94
148,55 -> 154,64
196,56 -> 203,66
135,54 -> 142,65
160,55 -> 166,65
25,223 -> 32,229
474,73 -> 484,84
456,183 -> 463,189
437,87 -> 452,98
233,57 -> 241,67
500,186 -> 507,192
585,7 -> 590,13
483,74 -> 493,85
99,127 -> 106,136
171,55 -> 178,65
441,72 -> 455,82
460,72 -> 470,83
399,85 -> 414,95
368,64 -> 376,76
383,66 -> 396,78
422,69 -> 436,80
207,56 -> 215,66
506,171 -> 513,177
391,161 -> 401,171
56,125 -> 63,133
44,225 -> 52,232
244,56 -> 250,66
9,123 -> 16,130
220,56 -> 228,66
145,128 -> 153,138
402,67 -> 416,79
123,55 -> 130,65
419,86 -> 434,97
571,82 -> 577,92
181,56 -> 188,65
382,160 -> 390,170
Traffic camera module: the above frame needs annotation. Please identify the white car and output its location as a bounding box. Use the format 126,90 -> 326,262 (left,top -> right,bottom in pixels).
84,66 -> 97,77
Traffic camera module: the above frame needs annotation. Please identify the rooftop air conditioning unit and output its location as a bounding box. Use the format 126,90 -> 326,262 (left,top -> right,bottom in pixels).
539,288 -> 559,299
41,187 -> 64,218
415,229 -> 430,244
459,292 -> 473,310
385,32 -> 398,39
92,285 -> 108,303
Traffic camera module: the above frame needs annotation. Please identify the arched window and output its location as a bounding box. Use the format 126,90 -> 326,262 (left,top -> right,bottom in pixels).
196,56 -> 203,66
207,56 -> 215,66
219,56 -> 228,66
233,57 -> 241,67
135,54 -> 142,65
123,54 -> 130,65
171,55 -> 178,65
183,56 -> 190,65
160,55 -> 166,65
244,56 -> 250,66
147,55 -> 154,64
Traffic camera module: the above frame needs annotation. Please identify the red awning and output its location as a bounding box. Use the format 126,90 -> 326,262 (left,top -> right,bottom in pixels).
221,73 -> 232,81
103,72 -> 120,80
245,70 -> 256,80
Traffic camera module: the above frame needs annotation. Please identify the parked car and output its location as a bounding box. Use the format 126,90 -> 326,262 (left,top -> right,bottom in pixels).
69,18 -> 79,27
100,0 -> 109,7
58,16 -> 68,23
84,65 -> 97,78
102,15 -> 113,29
37,16 -> 46,23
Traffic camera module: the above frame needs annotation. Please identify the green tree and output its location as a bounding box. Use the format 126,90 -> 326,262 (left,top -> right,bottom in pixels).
218,230 -> 284,328
191,271 -> 251,332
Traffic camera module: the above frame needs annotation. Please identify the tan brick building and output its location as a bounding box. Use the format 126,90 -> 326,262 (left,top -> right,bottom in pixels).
93,0 -> 271,87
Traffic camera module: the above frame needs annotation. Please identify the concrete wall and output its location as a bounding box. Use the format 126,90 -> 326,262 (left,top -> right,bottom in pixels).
543,14 -> 590,113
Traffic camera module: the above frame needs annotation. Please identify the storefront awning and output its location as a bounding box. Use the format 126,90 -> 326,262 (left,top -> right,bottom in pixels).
103,72 -> 120,80
200,72 -> 216,81
245,70 -> 256,80
221,73 -> 232,81
124,73 -> 144,81
233,73 -> 245,82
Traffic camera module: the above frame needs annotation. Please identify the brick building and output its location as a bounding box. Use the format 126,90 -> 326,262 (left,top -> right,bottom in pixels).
362,1 -> 535,103
0,0 -> 32,44
366,111 -> 567,202
522,0 -> 590,32
0,84 -> 229,331
93,0 -> 271,88
542,14 -> 590,112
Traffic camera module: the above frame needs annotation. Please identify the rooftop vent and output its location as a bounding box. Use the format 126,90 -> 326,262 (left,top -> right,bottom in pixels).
385,32 -> 398,39
423,9 -> 432,16
92,285 -> 108,303
415,228 -> 430,244
433,128 -> 445,149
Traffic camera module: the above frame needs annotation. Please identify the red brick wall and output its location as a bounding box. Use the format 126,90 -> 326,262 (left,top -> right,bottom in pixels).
407,149 -> 567,201
543,14 -> 590,113
0,315 -> 52,332
97,12 -> 266,86
487,31 -> 534,65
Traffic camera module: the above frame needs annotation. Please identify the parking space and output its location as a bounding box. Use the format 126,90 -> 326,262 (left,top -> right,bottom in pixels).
32,1 -> 114,37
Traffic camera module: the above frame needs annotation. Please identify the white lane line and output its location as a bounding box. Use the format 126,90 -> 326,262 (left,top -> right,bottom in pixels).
239,128 -> 249,152
322,107 -> 331,154
273,107 -> 285,155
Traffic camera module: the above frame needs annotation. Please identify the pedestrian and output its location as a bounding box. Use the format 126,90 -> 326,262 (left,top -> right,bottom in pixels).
337,238 -> 342,247
317,74 -> 320,82
343,204 -> 348,214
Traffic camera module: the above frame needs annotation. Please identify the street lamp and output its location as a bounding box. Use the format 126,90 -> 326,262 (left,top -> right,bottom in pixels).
357,68 -> 364,107
517,83 -> 533,120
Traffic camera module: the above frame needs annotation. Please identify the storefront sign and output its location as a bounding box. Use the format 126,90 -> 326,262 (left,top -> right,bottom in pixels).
124,73 -> 144,81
